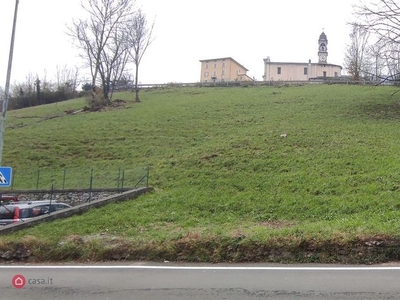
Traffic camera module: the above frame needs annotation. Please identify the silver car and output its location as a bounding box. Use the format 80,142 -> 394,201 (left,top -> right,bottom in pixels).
0,201 -> 71,226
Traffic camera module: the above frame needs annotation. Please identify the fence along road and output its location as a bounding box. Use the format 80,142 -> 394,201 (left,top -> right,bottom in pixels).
1,166 -> 149,191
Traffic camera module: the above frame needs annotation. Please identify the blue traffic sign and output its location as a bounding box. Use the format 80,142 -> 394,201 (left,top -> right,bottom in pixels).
0,167 -> 12,187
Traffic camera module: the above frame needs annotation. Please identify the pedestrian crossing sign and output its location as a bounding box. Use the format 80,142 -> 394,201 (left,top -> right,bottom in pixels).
0,167 -> 12,187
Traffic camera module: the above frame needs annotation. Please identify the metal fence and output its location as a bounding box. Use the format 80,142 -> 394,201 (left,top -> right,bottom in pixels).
2,166 -> 149,191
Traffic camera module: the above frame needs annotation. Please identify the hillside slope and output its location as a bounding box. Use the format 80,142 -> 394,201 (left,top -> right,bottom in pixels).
1,84 -> 400,263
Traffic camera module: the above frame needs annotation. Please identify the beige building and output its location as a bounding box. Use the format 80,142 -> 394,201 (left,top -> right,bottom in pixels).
263,32 -> 342,82
199,57 -> 253,82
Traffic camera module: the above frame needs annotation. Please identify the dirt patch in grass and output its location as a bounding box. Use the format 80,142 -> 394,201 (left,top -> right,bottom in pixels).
362,101 -> 400,120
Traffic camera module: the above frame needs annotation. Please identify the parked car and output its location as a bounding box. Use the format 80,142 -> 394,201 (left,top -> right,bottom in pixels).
0,195 -> 18,204
0,201 -> 71,226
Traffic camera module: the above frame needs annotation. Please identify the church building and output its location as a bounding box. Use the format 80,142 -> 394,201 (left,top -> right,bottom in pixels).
263,32 -> 342,82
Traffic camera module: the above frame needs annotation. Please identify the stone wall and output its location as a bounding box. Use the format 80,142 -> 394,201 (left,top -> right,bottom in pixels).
15,191 -> 122,206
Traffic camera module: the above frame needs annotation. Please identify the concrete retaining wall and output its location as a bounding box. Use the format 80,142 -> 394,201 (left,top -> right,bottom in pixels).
0,187 -> 153,235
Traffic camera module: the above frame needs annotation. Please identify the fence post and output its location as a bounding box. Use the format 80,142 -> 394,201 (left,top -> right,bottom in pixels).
121,169 -> 125,192
36,170 -> 40,189
62,169 -> 66,189
50,184 -> 54,214
88,168 -> 93,202
146,167 -> 149,187
117,167 -> 121,188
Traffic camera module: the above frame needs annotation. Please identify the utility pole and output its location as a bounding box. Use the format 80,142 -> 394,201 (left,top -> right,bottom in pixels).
0,0 -> 20,165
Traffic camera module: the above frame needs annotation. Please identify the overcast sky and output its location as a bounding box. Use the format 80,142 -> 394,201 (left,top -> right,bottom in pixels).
0,0 -> 362,88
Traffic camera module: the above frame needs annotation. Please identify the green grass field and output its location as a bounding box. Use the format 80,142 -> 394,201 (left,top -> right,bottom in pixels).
1,84 -> 400,263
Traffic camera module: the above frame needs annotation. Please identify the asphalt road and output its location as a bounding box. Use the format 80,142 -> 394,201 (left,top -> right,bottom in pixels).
1,262 -> 400,299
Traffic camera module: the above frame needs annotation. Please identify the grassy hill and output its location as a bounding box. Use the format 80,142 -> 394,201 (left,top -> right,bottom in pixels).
2,84 -> 400,263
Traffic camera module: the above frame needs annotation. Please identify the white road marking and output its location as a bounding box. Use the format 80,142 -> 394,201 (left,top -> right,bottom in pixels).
0,265 -> 399,271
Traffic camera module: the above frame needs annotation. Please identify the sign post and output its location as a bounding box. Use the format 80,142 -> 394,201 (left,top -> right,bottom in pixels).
0,0 -> 20,165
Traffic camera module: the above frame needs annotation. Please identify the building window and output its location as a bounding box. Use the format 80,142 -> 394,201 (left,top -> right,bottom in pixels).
204,72 -> 209,77
222,69 -> 225,75
206,64 -> 208,69
222,62 -> 225,67
277,67 -> 281,75
323,71 -> 327,77
214,64 -> 217,68
213,71 -> 216,77
304,67 -> 308,75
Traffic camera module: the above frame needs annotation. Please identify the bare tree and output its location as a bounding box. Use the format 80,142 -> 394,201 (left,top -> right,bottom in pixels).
11,73 -> 35,97
56,65 -> 80,94
354,0 -> 400,44
344,23 -> 370,81
380,43 -> 400,81
106,28 -> 131,101
126,9 -> 155,102
365,43 -> 386,82
69,0 -> 134,108
353,0 -> 400,81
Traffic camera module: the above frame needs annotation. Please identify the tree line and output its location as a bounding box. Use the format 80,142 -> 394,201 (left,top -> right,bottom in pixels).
345,1 -> 400,83
7,67 -> 80,110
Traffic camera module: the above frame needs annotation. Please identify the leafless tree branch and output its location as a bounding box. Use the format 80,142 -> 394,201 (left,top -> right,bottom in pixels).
67,0 -> 134,108
126,9 -> 155,102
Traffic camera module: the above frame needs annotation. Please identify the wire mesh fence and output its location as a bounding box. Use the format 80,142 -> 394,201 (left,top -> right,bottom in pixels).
2,167 -> 149,191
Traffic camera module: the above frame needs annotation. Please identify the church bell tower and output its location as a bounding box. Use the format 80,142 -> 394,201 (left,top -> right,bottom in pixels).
318,31 -> 328,64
